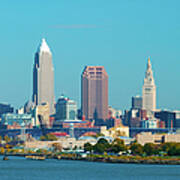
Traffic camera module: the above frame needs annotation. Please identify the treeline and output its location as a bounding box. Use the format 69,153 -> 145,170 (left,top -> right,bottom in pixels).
84,138 -> 127,154
131,142 -> 180,156
84,138 -> 180,156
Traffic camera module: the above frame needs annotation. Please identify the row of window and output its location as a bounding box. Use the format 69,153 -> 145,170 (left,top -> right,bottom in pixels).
89,67 -> 103,71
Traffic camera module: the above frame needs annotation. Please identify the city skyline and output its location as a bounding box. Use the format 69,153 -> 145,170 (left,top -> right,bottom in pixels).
0,1 -> 179,110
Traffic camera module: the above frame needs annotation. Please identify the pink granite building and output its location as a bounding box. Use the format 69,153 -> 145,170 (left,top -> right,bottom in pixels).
81,66 -> 108,122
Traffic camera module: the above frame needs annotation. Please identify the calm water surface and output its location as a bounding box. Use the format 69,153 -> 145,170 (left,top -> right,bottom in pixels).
0,156 -> 179,180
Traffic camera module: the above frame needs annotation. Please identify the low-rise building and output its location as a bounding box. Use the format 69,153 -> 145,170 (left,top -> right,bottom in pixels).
25,136 -> 97,150
136,132 -> 180,145
100,125 -> 129,138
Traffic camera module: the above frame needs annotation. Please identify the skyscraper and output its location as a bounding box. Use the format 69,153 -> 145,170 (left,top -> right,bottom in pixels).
132,96 -> 142,110
32,38 -> 55,114
81,66 -> 108,121
142,57 -> 156,112
55,95 -> 77,120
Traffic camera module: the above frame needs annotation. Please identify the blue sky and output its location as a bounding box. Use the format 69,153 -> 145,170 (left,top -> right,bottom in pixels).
0,0 -> 179,110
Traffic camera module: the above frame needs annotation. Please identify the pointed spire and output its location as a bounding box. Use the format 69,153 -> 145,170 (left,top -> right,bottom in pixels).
147,56 -> 151,69
144,56 -> 154,85
37,38 -> 51,54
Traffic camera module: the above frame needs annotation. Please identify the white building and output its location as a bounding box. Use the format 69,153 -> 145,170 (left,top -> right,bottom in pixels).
32,38 -> 55,115
174,110 -> 180,119
142,57 -> 156,112
141,117 -> 158,129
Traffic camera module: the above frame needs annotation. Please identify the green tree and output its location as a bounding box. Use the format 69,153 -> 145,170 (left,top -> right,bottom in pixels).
143,143 -> 160,156
130,143 -> 143,155
97,138 -> 109,145
84,143 -> 93,152
110,138 -> 127,153
93,138 -> 110,154
93,143 -> 107,154
162,142 -> 180,156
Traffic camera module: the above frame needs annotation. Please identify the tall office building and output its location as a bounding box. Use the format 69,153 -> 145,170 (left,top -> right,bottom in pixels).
142,57 -> 156,112
0,103 -> 14,117
32,38 -> 55,114
55,95 -> 77,120
132,96 -> 142,109
81,66 -> 108,121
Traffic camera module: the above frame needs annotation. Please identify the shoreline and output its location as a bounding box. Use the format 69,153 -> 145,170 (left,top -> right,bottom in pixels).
60,155 -> 180,165
2,153 -> 180,165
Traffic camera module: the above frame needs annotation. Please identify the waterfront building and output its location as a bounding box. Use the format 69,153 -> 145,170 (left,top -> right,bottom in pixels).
0,103 -> 14,117
136,132 -> 180,145
56,95 -> 77,121
132,96 -> 142,110
32,38 -> 55,115
142,57 -> 156,112
25,136 -> 97,150
81,66 -> 108,122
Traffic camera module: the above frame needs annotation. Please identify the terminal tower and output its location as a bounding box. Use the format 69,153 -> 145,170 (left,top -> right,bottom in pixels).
142,57 -> 156,112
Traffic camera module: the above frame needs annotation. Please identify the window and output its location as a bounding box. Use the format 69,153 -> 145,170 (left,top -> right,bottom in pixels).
96,68 -> 102,71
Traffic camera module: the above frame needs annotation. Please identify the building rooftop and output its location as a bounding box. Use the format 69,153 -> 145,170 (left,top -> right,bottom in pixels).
37,38 -> 51,54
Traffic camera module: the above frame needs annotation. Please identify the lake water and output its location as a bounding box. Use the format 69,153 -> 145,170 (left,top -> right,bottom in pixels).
0,156 -> 179,180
